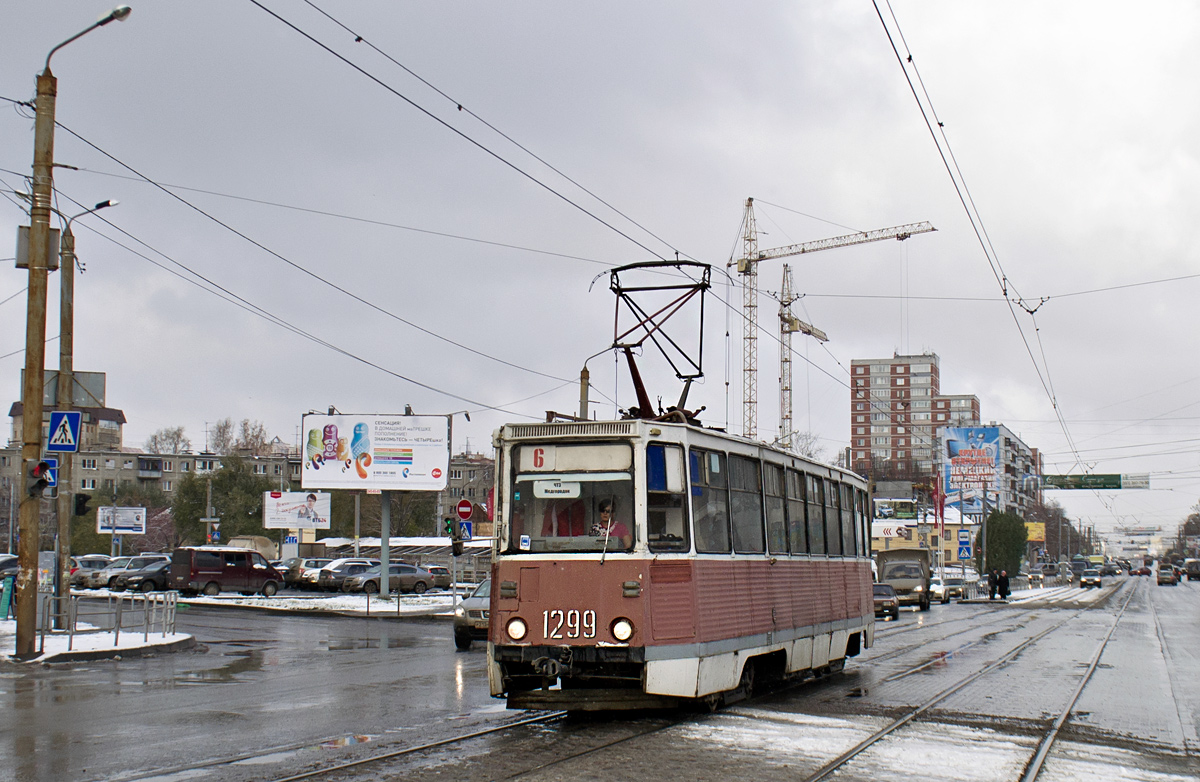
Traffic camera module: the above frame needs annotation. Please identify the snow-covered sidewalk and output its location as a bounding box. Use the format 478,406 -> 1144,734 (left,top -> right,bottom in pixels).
0,618 -> 193,663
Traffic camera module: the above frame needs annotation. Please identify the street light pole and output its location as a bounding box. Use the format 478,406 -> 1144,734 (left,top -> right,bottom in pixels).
14,5 -> 131,660
55,201 -> 116,626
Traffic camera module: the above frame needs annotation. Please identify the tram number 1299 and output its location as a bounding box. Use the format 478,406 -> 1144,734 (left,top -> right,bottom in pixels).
543,609 -> 596,639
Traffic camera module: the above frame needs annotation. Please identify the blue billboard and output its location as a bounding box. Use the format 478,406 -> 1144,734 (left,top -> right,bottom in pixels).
942,426 -> 1000,516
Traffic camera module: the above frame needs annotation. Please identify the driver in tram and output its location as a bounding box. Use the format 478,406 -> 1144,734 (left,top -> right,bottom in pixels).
592,499 -> 632,549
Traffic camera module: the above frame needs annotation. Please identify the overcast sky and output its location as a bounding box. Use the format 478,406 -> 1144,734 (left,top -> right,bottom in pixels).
3,2 -> 1198,545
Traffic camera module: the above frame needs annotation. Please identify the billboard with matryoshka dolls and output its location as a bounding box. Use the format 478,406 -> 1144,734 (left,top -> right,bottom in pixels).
300,414 -> 448,491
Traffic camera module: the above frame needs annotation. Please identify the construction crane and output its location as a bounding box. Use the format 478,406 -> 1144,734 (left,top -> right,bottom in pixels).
778,263 -> 827,451
730,197 -> 935,440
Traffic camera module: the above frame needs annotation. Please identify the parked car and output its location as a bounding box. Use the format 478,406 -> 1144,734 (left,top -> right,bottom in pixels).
316,558 -> 380,592
453,579 -> 491,650
114,560 -> 171,593
426,565 -> 452,590
873,583 -> 900,621
88,555 -> 171,590
169,546 -> 283,596
1157,564 -> 1179,586
284,557 -> 332,589
343,563 -> 435,594
70,555 -> 113,588
0,554 -> 18,581
1080,569 -> 1102,589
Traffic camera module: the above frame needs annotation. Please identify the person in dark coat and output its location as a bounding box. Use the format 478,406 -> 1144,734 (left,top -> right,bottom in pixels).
998,570 -> 1010,600
988,569 -> 998,600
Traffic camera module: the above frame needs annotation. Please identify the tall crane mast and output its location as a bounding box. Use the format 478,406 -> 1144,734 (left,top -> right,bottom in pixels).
731,196 -> 935,440
778,264 -> 827,451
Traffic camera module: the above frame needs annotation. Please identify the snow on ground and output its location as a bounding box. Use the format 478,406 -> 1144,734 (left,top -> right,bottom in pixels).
0,618 -> 190,662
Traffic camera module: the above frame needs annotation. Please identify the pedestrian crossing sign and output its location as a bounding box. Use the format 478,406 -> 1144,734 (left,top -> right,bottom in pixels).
46,411 -> 82,453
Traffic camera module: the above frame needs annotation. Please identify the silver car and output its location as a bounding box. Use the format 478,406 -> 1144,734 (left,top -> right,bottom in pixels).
88,555 -> 170,590
453,579 -> 491,650
70,554 -> 113,588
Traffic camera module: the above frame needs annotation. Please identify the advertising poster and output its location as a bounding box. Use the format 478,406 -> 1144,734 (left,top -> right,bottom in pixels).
942,426 -> 1000,515
97,506 -> 146,535
301,414 -> 449,491
263,491 -> 332,529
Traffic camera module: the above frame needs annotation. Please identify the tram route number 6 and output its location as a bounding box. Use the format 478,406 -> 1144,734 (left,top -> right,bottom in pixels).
543,609 -> 596,639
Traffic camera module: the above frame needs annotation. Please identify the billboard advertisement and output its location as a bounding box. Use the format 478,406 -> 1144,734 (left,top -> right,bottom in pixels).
942,426 -> 1000,515
263,491 -> 332,529
97,506 -> 147,535
301,414 -> 449,491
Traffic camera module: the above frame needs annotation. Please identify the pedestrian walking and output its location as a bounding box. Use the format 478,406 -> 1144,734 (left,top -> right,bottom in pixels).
998,570 -> 1010,600
988,569 -> 998,600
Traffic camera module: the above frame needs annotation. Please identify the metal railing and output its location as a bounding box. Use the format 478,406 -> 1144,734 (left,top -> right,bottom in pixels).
38,591 -> 178,654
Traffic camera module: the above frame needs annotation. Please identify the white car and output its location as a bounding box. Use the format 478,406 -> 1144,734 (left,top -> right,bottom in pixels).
929,577 -> 947,602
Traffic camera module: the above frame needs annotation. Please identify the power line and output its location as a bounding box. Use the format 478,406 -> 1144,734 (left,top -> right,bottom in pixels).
245,0 -> 668,261
297,0 -> 684,261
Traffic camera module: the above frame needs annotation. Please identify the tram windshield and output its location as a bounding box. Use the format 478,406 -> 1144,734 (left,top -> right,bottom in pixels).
506,443 -> 636,554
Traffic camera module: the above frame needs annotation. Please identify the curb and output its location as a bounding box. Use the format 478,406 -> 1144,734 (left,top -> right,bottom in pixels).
33,634 -> 197,664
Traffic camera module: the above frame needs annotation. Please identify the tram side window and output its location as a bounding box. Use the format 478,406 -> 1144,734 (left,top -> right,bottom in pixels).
825,479 -> 843,556
764,464 -> 788,554
690,449 -> 731,553
806,475 -> 826,555
857,489 -> 870,557
647,444 -> 690,553
841,483 -> 856,556
786,469 -> 808,554
729,455 -> 765,554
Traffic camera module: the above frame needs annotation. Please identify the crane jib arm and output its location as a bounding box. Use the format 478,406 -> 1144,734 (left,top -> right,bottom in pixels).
749,221 -> 936,264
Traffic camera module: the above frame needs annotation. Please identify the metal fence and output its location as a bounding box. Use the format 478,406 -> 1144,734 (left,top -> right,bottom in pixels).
38,591 -> 178,654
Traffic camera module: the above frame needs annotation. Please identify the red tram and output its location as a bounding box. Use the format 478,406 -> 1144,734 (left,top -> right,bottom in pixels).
487,418 -> 874,710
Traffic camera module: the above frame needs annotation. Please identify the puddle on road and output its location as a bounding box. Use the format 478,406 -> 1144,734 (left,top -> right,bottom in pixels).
325,638 -> 405,651
232,750 -> 299,765
174,649 -> 265,684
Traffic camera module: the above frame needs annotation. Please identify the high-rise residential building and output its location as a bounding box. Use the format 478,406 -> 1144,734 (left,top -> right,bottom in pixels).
849,353 -> 979,481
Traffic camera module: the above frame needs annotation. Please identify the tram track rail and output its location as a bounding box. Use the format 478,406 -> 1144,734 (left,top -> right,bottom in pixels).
799,579 -> 1138,782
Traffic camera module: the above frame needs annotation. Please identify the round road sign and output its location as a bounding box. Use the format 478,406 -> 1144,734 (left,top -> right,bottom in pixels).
456,499 -> 473,521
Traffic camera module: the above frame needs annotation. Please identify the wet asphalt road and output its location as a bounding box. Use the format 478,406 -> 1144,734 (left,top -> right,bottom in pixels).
0,603 -> 501,782
1,577 -> 1198,782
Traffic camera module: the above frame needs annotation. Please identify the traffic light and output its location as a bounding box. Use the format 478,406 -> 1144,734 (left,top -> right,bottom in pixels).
444,518 -> 455,538
74,493 -> 92,516
25,459 -> 52,498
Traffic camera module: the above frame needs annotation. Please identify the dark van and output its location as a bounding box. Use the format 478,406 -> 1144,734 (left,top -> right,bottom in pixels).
169,546 -> 283,597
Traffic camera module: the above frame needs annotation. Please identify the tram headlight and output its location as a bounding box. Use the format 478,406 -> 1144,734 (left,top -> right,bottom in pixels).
611,618 -> 634,641
507,617 -> 528,641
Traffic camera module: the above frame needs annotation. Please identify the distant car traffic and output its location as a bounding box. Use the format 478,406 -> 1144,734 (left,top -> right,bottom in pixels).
1157,564 -> 1179,586
453,579 -> 491,650
425,565 -> 452,590
1080,569 -> 1102,589
343,563 -> 435,594
70,555 -> 113,588
114,561 -> 171,592
873,583 -> 900,621
316,559 -> 380,592
284,557 -> 332,590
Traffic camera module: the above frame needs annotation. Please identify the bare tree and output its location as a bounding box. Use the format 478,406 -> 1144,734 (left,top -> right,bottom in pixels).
235,419 -> 270,456
209,417 -> 234,455
144,426 -> 192,454
791,430 -> 825,461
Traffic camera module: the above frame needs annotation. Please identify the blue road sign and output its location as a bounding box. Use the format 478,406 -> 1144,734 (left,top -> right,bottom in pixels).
957,529 -> 971,543
958,544 -> 972,559
459,521 -> 473,540
44,457 -> 58,488
46,411 -> 82,453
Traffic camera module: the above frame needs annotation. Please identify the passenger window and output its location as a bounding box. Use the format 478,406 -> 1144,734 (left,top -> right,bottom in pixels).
251,553 -> 268,567
225,552 -> 249,567
806,475 -> 826,555
647,444 -> 689,553
195,551 -> 222,569
841,484 -> 856,556
786,469 -> 808,554
690,449 -> 730,553
825,479 -> 842,556
729,455 -> 764,554
763,464 -> 787,554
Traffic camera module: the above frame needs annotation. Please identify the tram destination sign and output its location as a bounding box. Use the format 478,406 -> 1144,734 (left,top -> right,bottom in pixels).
1042,474 -> 1150,490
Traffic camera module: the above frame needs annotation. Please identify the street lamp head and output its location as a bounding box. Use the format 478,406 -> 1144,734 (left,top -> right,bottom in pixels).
95,199 -> 118,210
99,6 -> 132,26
